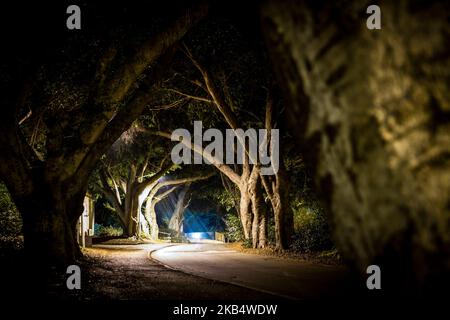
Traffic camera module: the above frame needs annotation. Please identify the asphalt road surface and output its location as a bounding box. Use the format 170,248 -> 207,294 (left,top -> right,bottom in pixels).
151,242 -> 354,300
83,243 -> 277,300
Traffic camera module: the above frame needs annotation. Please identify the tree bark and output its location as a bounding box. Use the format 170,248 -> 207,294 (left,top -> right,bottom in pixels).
237,160 -> 253,240
259,93 -> 293,250
144,197 -> 159,240
169,183 -> 191,235
261,0 -> 450,288
13,179 -> 85,267
262,163 -> 292,250
125,190 -> 140,237
143,185 -> 178,239
249,166 -> 267,248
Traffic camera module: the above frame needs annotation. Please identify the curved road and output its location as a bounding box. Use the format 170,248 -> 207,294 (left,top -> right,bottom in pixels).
85,243 -> 276,300
151,242 -> 354,300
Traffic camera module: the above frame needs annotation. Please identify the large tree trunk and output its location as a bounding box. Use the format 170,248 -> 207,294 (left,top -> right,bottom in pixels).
262,163 -> 293,250
238,185 -> 253,240
249,166 -> 267,248
124,186 -> 151,238
123,165 -> 138,237
144,196 -> 159,240
261,0 -> 450,290
169,184 -> 190,235
261,94 -> 293,250
125,191 -> 140,237
237,158 -> 253,241
143,185 -> 178,240
14,180 -> 85,267
21,206 -> 75,266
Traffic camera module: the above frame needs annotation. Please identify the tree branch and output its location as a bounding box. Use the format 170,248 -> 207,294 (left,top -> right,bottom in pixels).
182,43 -> 240,129
147,172 -> 213,214
138,156 -> 150,182
71,51 -> 175,185
166,88 -> 213,104
148,97 -> 191,111
18,108 -> 32,125
47,3 -> 208,185
150,130 -> 242,186
152,172 -> 214,195
97,178 -> 126,221
154,186 -> 178,203
97,2 -> 209,105
136,160 -> 175,195
105,167 -> 122,205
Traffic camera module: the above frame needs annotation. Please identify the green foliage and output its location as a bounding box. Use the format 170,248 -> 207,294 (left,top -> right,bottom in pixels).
290,202 -> 333,253
285,152 -> 335,253
94,224 -> 123,237
266,216 -> 276,245
215,189 -> 238,214
94,198 -> 123,229
224,214 -> 244,242
0,183 -> 22,236
242,238 -> 253,249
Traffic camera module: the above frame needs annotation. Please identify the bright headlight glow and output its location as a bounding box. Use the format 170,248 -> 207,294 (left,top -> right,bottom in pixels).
188,232 -> 207,239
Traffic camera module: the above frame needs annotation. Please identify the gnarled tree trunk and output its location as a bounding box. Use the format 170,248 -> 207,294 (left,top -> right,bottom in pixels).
13,178 -> 86,267
260,94 -> 293,250
262,162 -> 293,250
144,185 -> 178,239
169,183 -> 191,235
262,0 -> 450,289
238,163 -> 253,240
144,196 -> 159,240
249,166 -> 267,248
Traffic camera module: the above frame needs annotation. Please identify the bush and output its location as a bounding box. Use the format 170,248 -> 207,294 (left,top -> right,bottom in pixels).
266,216 -> 276,245
0,183 -> 22,236
242,238 -> 252,248
170,235 -> 190,243
290,205 -> 333,253
224,214 -> 244,242
94,224 -> 123,237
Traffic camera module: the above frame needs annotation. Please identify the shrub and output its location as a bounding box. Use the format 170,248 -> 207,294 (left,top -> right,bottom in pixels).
170,234 -> 190,243
0,183 -> 22,237
290,205 -> 333,253
94,224 -> 123,237
242,238 -> 252,248
224,214 -> 244,242
266,215 -> 276,245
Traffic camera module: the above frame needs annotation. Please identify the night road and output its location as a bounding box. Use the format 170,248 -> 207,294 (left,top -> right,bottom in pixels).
79,243 -> 355,301
151,242 -> 353,300
83,243 -> 276,300
84,242 -> 355,301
